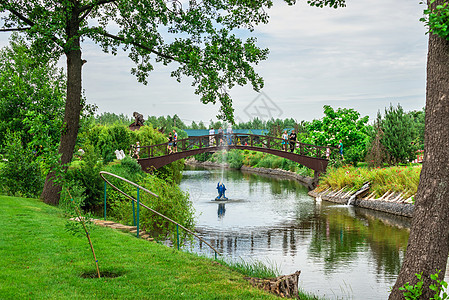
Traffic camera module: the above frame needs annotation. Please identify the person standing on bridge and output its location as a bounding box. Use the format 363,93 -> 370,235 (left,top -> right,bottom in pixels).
168,132 -> 173,154
289,130 -> 297,152
282,130 -> 288,151
209,127 -> 215,147
173,129 -> 178,152
226,125 -> 233,145
218,127 -> 223,146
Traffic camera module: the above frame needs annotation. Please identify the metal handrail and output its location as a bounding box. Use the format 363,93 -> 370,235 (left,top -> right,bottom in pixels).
137,133 -> 339,159
99,171 -> 221,258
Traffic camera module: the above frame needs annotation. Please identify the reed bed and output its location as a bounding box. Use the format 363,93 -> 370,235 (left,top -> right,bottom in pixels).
317,165 -> 421,200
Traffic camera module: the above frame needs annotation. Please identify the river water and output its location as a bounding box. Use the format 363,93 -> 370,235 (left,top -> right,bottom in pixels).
179,166 -> 411,299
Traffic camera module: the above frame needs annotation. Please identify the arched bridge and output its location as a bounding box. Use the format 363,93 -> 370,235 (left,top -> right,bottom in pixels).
137,134 -> 337,175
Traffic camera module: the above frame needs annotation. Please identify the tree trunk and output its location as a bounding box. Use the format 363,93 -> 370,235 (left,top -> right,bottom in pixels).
41,9 -> 82,206
389,3 -> 449,298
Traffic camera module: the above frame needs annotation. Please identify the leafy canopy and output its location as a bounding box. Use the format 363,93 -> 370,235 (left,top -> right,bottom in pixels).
306,105 -> 369,164
0,34 -> 65,151
0,0 -> 346,123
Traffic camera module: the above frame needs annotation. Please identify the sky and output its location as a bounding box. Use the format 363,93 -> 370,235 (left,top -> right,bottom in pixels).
1,0 -> 428,126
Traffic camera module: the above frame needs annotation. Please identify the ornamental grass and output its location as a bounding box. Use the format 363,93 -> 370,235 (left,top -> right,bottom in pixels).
317,165 -> 421,200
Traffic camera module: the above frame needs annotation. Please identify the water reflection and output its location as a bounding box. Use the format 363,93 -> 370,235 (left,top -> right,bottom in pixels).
217,203 -> 226,219
181,167 -> 410,299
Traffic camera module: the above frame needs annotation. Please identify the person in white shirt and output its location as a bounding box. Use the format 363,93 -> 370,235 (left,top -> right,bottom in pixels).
226,125 -> 233,145
209,127 -> 215,147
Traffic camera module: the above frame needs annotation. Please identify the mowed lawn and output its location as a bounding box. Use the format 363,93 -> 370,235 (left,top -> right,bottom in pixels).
0,196 -> 278,299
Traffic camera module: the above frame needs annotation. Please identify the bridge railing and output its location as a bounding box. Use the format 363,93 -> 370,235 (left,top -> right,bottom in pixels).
138,133 -> 338,160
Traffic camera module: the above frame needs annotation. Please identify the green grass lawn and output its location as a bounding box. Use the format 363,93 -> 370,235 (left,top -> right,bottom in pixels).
0,196 -> 281,299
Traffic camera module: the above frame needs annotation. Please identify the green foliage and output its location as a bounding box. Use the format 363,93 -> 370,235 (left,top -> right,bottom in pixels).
101,157 -> 192,242
194,152 -> 213,162
307,105 -> 370,165
242,151 -> 264,166
0,34 -> 65,151
152,160 -> 185,184
400,272 -> 423,300
307,0 -> 346,9
0,131 -> 43,197
94,112 -> 132,126
0,0 -> 345,123
421,0 -> 449,40
318,165 -> 421,200
133,125 -> 168,157
59,180 -> 86,214
400,270 -> 449,300
65,144 -> 103,210
82,123 -> 166,163
218,258 -> 280,279
137,175 -> 195,242
97,124 -> 133,163
430,270 -> 449,300
146,115 -> 188,139
227,150 -> 243,169
380,104 -> 415,165
407,108 -> 425,150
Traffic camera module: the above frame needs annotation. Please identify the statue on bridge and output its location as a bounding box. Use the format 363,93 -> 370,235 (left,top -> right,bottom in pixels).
215,182 -> 228,201
129,112 -> 145,131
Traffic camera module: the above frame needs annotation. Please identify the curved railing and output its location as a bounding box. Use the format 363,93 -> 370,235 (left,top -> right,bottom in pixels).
99,171 -> 221,258
137,133 -> 339,160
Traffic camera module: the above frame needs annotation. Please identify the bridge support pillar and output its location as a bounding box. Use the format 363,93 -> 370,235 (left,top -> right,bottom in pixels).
312,171 -> 321,190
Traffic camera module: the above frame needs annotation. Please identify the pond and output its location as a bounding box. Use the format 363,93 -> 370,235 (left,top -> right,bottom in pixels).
179,166 -> 411,299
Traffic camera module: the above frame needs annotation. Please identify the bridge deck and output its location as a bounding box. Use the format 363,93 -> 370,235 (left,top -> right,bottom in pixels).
136,133 -> 338,174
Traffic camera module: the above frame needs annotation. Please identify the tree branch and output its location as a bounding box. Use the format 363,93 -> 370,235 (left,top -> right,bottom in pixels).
4,7 -> 65,50
79,0 -> 119,14
0,27 -> 31,32
99,31 -> 185,63
7,7 -> 35,27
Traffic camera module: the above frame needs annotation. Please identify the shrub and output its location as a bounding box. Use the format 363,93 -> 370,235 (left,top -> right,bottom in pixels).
0,131 -> 43,197
65,144 -> 103,210
152,160 -> 185,184
227,150 -> 243,169
137,175 -> 195,242
194,152 -> 212,162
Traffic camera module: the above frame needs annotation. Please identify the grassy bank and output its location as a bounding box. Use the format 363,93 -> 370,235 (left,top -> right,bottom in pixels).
0,196 -> 319,299
317,165 -> 422,199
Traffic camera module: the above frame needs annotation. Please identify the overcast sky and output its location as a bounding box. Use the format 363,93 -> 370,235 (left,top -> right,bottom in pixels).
1,0 -> 428,125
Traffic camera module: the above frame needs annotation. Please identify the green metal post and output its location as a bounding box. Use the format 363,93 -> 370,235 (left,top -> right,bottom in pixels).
132,200 -> 136,226
137,187 -> 140,238
104,181 -> 107,220
176,224 -> 180,250
215,251 -> 217,260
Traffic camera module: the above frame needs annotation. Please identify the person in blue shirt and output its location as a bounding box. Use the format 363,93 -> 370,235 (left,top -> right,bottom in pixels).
338,140 -> 344,159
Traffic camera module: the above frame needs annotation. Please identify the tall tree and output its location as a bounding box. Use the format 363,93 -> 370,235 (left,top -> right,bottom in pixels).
0,0 -> 270,205
0,0 -> 344,205
389,0 -> 449,298
307,105 -> 370,165
380,104 -> 415,165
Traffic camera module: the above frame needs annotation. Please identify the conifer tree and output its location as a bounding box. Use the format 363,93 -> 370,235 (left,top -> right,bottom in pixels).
380,104 -> 415,164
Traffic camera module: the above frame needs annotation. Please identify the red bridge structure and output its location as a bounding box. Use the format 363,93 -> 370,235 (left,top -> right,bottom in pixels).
137,134 -> 337,186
